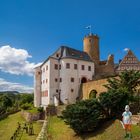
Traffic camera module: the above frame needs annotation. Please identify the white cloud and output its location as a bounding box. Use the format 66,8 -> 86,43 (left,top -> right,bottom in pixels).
0,45 -> 41,76
0,78 -> 33,93
123,48 -> 130,52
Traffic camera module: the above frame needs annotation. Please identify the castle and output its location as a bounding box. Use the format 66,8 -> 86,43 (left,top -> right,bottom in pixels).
34,33 -> 140,108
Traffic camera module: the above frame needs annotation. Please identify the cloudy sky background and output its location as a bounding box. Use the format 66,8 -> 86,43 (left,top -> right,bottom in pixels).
0,0 -> 140,93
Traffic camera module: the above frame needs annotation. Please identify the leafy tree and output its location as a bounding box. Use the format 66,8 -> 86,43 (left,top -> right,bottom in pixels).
20,94 -> 34,105
101,70 -> 140,118
62,71 -> 140,134
99,87 -> 130,118
0,95 -> 13,108
62,99 -> 102,134
105,70 -> 140,94
21,103 -> 32,110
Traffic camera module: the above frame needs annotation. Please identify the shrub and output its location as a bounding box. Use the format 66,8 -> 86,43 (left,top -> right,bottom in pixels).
21,103 -> 32,110
62,99 -> 102,134
37,107 -> 44,112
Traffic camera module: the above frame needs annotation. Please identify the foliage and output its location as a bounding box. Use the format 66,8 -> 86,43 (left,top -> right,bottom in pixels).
37,107 -> 44,112
99,87 -> 130,118
20,93 -> 34,105
102,70 -> 140,117
20,103 -> 32,110
105,70 -> 140,94
62,99 -> 102,134
62,70 -> 140,134
0,95 -> 13,108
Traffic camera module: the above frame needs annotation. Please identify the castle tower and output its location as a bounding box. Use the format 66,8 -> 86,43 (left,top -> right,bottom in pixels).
34,66 -> 41,107
83,34 -> 100,64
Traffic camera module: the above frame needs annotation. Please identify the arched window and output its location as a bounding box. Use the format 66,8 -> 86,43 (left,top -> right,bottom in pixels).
89,90 -> 97,99
81,77 -> 87,83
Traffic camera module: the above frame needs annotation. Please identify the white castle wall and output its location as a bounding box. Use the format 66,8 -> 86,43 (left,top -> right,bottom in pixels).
35,57 -> 95,107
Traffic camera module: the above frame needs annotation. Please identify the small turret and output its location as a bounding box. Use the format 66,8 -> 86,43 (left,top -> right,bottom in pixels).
107,54 -> 114,65
34,66 -> 41,107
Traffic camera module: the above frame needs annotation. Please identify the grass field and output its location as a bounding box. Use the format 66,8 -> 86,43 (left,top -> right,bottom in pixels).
47,116 -> 140,140
0,112 -> 42,140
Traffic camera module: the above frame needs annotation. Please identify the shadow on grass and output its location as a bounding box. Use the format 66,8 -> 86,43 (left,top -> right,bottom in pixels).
76,119 -> 115,140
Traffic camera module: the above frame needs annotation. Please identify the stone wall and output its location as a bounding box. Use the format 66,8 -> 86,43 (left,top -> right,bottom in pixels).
21,110 -> 40,122
82,78 -> 108,100
82,77 -> 140,100
95,64 -> 115,79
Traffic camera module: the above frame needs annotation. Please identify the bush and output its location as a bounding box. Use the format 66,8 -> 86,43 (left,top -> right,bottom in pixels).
37,107 -> 44,112
62,99 -> 102,134
21,103 -> 32,110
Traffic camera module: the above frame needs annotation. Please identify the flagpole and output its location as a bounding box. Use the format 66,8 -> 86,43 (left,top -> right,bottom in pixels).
85,25 -> 92,35
90,25 -> 91,35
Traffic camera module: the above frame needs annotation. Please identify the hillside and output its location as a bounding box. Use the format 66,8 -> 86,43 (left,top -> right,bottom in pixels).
48,116 -> 140,140
0,91 -> 19,94
0,112 -> 42,140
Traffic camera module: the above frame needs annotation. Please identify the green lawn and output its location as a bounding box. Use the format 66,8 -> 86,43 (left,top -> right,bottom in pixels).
0,112 -> 42,140
47,116 -> 140,140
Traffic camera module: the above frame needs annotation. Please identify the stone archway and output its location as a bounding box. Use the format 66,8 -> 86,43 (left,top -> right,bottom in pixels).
81,77 -> 87,83
89,89 -> 97,99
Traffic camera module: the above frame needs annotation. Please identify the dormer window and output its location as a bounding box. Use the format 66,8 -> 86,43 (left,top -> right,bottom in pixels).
56,53 -> 59,57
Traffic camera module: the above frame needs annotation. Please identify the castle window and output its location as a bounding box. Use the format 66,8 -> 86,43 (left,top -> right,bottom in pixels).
45,90 -> 48,96
71,89 -> 74,92
88,66 -> 91,71
38,72 -> 41,75
56,89 -> 58,93
46,79 -> 48,83
56,54 -> 59,57
71,77 -> 74,82
59,64 -> 61,70
55,78 -> 58,82
66,63 -> 70,69
46,65 -> 48,71
54,64 -> 58,70
74,64 -> 77,69
81,65 -> 85,70
60,78 -> 62,82
89,39 -> 92,43
43,68 -> 45,72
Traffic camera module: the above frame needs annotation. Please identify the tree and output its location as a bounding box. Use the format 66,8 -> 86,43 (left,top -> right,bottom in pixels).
99,87 -> 130,118
20,94 -> 34,105
0,95 -> 13,108
105,70 -> 140,94
100,70 -> 140,118
62,99 -> 102,134
62,71 -> 140,134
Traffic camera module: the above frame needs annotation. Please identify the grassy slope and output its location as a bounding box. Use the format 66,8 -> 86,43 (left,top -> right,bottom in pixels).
47,116 -> 140,140
0,112 -> 42,140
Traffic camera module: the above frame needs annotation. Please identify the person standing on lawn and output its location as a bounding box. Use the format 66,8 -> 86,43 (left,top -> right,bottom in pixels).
122,105 -> 132,139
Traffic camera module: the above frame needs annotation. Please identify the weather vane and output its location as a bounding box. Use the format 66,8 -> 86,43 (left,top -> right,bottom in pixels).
85,25 -> 92,35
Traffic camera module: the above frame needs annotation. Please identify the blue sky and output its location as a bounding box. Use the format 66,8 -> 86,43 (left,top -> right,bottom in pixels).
0,0 -> 140,92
